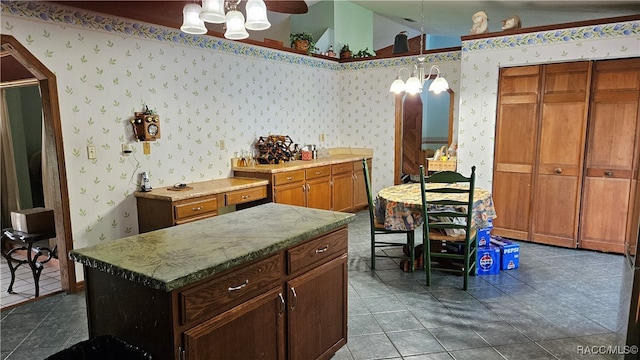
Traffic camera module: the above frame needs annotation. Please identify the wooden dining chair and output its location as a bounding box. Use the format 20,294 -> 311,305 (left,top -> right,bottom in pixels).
362,159 -> 416,271
419,165 -> 477,290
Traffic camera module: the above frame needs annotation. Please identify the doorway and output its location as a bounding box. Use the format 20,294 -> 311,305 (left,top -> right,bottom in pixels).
1,35 -> 77,308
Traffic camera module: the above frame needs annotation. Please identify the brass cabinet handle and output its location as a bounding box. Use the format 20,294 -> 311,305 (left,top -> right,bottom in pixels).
604,170 -> 612,177
241,195 -> 250,199
315,171 -> 322,175
192,206 -> 203,211
286,176 -> 294,180
554,168 -> 562,174
228,279 -> 248,292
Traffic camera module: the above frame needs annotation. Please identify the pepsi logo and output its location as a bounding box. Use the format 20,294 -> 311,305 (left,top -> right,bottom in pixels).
479,253 -> 494,269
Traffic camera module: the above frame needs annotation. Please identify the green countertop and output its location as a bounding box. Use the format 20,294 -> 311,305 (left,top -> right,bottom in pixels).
69,203 -> 355,292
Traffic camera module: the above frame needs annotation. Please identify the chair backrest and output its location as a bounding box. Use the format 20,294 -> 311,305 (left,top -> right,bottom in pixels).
362,159 -> 377,229
419,166 -> 476,236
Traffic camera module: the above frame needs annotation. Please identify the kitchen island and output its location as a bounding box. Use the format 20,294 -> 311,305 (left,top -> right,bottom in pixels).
70,203 -> 355,360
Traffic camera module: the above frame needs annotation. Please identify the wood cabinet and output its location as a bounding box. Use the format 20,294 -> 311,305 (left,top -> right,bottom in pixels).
135,178 -> 267,233
235,157 -> 371,212
493,58 -> 640,253
81,225 -> 349,360
332,160 -> 370,212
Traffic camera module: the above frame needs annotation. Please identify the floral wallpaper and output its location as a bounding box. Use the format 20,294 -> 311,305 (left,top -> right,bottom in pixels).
1,2 -> 638,282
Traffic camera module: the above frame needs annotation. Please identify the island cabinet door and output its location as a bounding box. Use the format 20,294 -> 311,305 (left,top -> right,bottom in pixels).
182,287 -> 285,360
287,254 -> 348,360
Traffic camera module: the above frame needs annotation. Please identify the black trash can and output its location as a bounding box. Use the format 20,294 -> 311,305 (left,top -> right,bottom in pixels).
44,335 -> 152,360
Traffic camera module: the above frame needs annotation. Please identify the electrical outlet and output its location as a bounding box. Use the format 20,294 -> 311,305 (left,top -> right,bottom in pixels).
219,140 -> 225,150
122,143 -> 131,156
87,145 -> 97,159
143,142 -> 151,155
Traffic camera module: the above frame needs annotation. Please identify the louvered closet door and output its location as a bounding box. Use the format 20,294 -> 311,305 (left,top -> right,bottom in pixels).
580,58 -> 640,253
492,66 -> 540,241
531,62 -> 591,248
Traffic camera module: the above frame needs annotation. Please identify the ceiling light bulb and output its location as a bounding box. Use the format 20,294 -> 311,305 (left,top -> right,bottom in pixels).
225,10 -> 249,40
405,75 -> 422,95
429,76 -> 450,94
200,0 -> 226,23
180,4 -> 207,35
389,77 -> 406,94
245,0 -> 271,31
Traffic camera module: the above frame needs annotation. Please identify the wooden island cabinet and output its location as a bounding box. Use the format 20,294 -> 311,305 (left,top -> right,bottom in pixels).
234,154 -> 371,213
70,203 -> 354,360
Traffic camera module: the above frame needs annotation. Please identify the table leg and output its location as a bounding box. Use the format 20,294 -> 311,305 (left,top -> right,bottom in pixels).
1,237 -> 29,294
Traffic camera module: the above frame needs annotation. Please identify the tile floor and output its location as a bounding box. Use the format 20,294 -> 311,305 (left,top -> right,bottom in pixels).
1,247 -> 62,309
0,210 -> 630,360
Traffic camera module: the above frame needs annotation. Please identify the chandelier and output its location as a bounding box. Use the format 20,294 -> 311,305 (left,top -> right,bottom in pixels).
388,1 -> 449,95
181,0 -> 271,40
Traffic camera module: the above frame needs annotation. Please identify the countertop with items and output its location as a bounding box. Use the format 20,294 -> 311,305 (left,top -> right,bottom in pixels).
133,177 -> 268,202
232,153 -> 372,174
69,203 -> 355,292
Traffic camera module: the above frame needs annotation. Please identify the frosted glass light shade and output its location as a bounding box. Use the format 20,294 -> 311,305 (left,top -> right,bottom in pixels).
389,77 -> 405,93
200,0 -> 225,23
405,75 -> 422,95
225,10 -> 249,40
181,4 -> 207,34
429,76 -> 450,94
245,0 -> 271,30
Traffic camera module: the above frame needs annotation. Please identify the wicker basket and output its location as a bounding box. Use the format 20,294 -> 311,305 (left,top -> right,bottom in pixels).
427,159 -> 457,172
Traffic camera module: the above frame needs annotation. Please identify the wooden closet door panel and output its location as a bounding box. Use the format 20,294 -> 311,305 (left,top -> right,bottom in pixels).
531,62 -> 591,248
492,65 -> 540,238
580,58 -> 640,253
580,177 -> 630,253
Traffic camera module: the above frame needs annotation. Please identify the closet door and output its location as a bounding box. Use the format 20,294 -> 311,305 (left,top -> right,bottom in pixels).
580,58 -> 640,253
530,62 -> 591,248
492,66 -> 541,240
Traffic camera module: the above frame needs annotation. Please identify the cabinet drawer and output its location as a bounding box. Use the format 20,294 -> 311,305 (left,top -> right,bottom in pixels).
174,197 -> 218,221
225,186 -> 267,206
180,253 -> 283,325
331,162 -> 354,175
306,165 -> 331,180
273,170 -> 305,186
287,227 -> 347,274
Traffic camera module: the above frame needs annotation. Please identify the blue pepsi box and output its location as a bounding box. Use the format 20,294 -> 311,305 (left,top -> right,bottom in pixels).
476,244 -> 500,275
477,219 -> 493,247
490,236 -> 520,270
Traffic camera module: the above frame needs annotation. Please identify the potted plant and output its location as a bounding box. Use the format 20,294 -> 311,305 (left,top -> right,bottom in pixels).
340,44 -> 352,59
353,47 -> 375,58
289,32 -> 314,54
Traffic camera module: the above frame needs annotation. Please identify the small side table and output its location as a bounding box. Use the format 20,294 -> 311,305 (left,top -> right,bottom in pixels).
1,228 -> 57,297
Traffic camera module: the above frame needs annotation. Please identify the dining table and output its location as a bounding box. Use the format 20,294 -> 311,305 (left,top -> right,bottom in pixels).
375,183 -> 497,232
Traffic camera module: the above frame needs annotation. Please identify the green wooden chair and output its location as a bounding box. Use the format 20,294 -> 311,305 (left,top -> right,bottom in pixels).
362,159 -> 416,271
419,165 -> 477,290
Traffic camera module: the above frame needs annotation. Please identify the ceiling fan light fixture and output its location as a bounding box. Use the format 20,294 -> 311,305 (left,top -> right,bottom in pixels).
245,0 -> 271,31
200,0 -> 226,23
225,10 -> 249,40
181,4 -> 208,35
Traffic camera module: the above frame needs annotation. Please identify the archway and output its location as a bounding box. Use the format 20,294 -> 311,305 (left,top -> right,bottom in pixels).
1,34 -> 77,294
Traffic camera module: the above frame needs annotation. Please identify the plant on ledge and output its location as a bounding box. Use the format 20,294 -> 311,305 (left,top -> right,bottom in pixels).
353,47 -> 375,58
339,44 -> 352,59
289,32 -> 315,54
